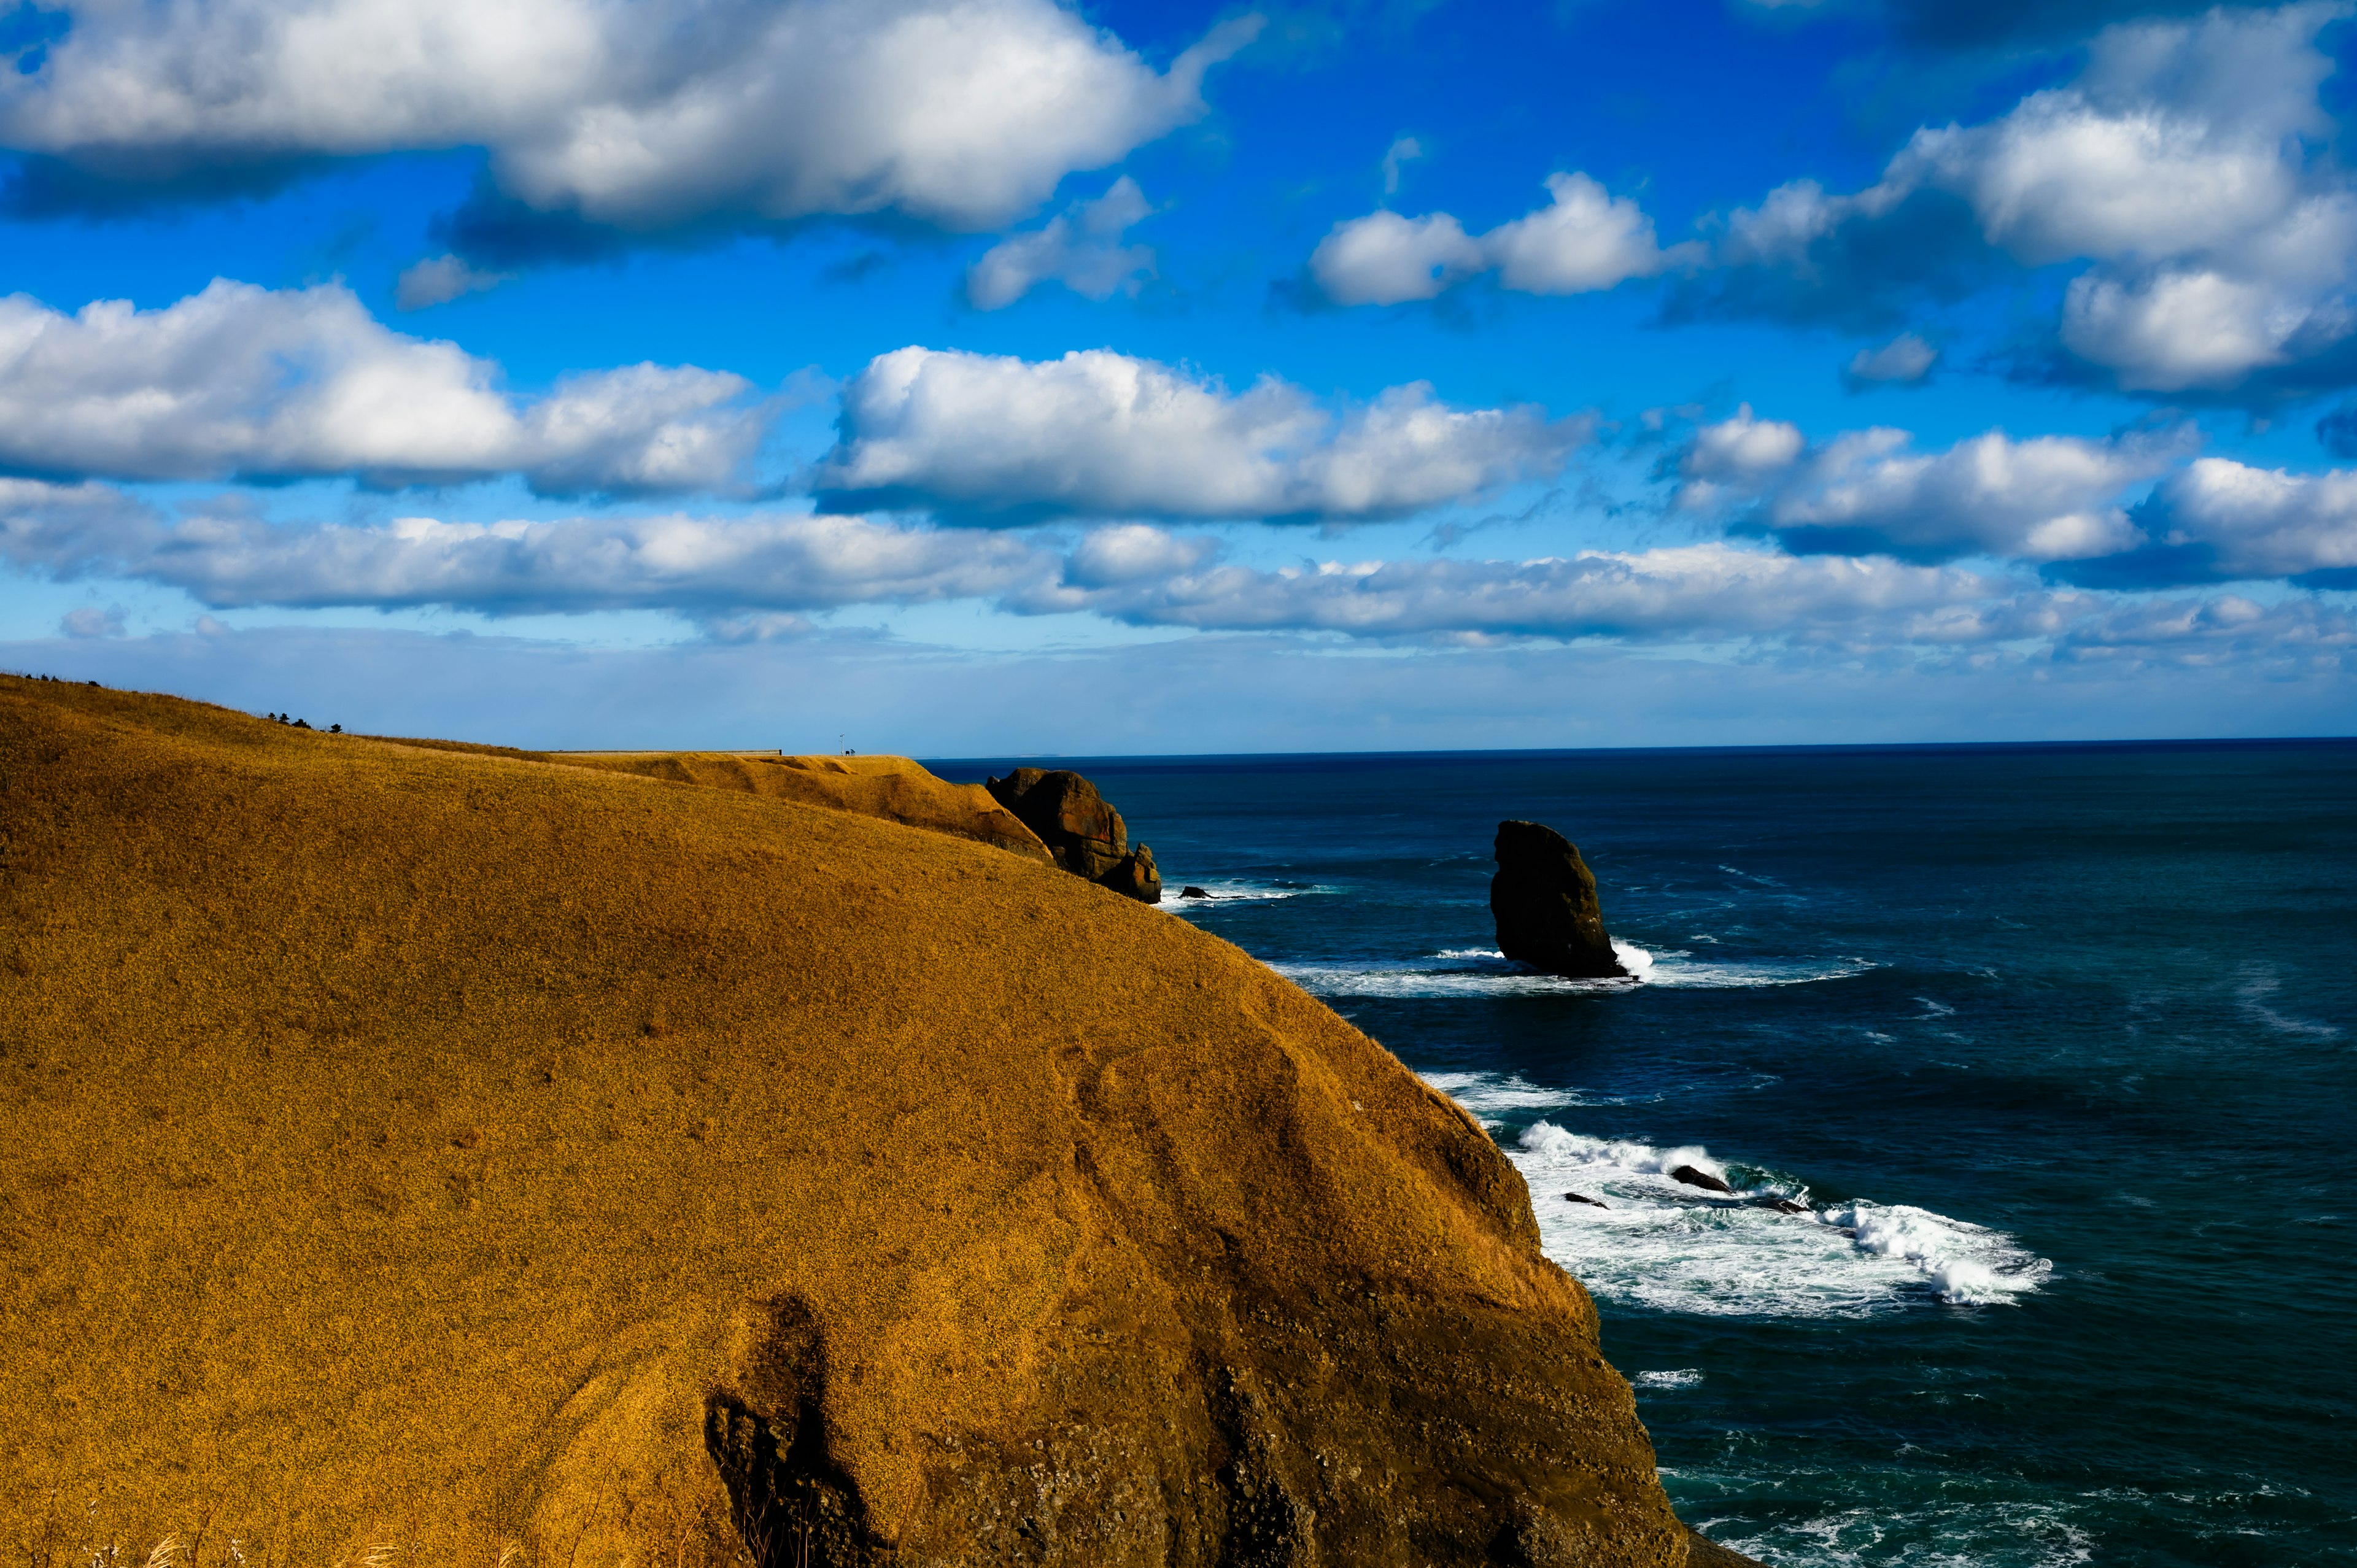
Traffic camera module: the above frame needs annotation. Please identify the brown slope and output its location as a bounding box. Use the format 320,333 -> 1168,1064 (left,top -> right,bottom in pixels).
551,752 -> 1053,863
0,676 -> 1684,1568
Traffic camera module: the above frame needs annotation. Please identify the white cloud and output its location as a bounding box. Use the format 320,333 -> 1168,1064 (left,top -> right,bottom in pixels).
811,346 -> 1587,522
1484,173 -> 1705,295
1306,210 -> 1485,305
0,279 -> 770,492
1034,537 -> 2012,644
0,499 -> 1053,614
1674,411 -> 2191,563
1705,4 -> 2357,393
1846,333 -> 1938,385
395,255 -> 514,311
966,176 -> 1155,310
1676,404 -> 1806,502
2139,457 -> 2357,581
1312,172 -> 1698,306
0,0 -> 1260,233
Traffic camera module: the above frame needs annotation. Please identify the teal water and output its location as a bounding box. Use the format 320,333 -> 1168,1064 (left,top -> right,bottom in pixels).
934,741 -> 2357,1567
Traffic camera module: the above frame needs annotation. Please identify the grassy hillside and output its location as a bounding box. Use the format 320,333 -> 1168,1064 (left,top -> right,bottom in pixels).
551,752 -> 1052,863
0,677 -> 1682,1568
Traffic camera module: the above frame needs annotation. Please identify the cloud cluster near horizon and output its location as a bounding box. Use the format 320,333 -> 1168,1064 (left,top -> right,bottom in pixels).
0,266 -> 2351,665
12,481 -> 2346,675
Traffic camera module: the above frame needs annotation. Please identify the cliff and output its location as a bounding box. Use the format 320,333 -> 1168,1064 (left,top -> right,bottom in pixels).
0,678 -> 1688,1568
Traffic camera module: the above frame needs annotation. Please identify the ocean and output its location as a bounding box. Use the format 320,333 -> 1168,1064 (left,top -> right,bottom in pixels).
932,741 -> 2357,1568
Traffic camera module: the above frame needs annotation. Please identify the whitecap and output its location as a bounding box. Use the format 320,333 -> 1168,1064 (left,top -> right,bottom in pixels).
1633,1369 -> 1704,1389
1479,1115 -> 2050,1317
1420,1070 -> 1589,1119
1163,879 -> 1330,909
1272,941 -> 1868,999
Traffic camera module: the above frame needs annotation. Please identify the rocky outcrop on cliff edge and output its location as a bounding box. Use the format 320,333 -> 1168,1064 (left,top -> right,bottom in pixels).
986,766 -> 1163,903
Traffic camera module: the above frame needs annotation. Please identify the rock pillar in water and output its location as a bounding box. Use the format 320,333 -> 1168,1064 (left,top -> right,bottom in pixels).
1490,819 -> 1626,978
986,767 -> 1163,903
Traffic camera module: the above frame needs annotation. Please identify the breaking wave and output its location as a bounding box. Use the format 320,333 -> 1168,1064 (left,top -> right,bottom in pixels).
1426,1073 -> 2050,1316
1163,879 -> 1329,908
1273,942 -> 1872,998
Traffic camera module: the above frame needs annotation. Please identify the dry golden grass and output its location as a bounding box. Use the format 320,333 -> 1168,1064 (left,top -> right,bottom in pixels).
0,676 -> 1682,1568
549,753 -> 1051,863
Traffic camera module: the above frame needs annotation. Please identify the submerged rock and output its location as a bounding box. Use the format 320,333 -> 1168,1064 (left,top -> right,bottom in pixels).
1671,1165 -> 1734,1194
1562,1191 -> 1609,1208
1490,820 -> 1626,979
987,766 -> 1163,903
1755,1197 -> 1809,1215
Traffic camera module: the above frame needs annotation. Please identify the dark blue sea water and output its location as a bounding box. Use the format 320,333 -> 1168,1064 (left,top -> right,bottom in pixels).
934,741 -> 2357,1568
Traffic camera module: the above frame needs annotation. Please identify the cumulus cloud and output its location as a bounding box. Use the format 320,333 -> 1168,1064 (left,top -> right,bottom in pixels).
0,279 -> 770,492
810,346 -> 1587,522
1674,409 -> 2192,563
395,255 -> 513,311
2118,457 -> 2357,585
1311,172 -> 1701,306
0,0 -> 1259,237
1673,403 -> 1807,506
966,176 -> 1155,310
1690,5 -> 2357,396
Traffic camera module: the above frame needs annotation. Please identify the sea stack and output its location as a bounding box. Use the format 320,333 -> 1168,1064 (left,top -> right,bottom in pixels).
986,765 -> 1163,903
1490,819 -> 1627,979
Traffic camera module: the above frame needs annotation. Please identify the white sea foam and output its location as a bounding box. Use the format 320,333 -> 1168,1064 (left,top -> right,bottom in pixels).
1419,1070 -> 1589,1117
1633,1368 -> 1704,1389
1701,1495 -> 2095,1568
1423,1079 -> 2051,1316
1273,941 -> 1869,998
1163,879 -> 1328,909
2238,973 -> 2343,1040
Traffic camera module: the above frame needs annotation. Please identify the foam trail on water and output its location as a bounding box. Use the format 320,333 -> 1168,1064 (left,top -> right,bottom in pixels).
1163,879 -> 1329,910
1275,943 -> 1868,998
1429,1073 -> 2050,1316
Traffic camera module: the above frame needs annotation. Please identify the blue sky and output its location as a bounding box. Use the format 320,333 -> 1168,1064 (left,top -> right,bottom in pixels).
1,0 -> 2353,750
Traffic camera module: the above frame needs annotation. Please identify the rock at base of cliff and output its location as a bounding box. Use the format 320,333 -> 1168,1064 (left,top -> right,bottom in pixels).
1102,844 -> 1162,903
1490,819 -> 1626,979
986,766 -> 1163,903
